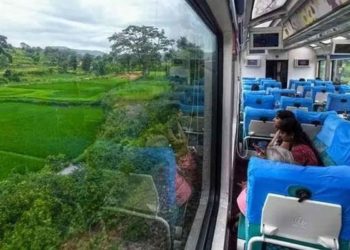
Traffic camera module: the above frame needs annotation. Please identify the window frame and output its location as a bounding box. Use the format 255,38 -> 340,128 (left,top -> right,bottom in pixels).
183,0 -> 224,248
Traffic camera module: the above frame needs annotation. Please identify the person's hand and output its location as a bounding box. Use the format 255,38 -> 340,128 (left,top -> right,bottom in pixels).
253,143 -> 265,157
257,151 -> 266,158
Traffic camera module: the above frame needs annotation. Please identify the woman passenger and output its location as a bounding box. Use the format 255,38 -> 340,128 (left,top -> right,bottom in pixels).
268,110 -> 295,147
277,117 -> 323,166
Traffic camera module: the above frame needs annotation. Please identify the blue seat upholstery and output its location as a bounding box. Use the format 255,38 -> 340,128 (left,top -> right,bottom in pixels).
243,80 -> 259,85
314,80 -> 333,87
294,110 -> 337,126
311,85 -> 335,102
289,79 -> 299,89
326,94 -> 350,113
302,85 -> 312,97
280,96 -> 313,111
246,157 -> 350,243
243,94 -> 275,109
315,114 -> 350,166
243,107 -> 276,136
238,116 -> 350,249
338,85 -> 350,94
293,81 -> 310,89
268,89 -> 295,103
262,81 -> 281,90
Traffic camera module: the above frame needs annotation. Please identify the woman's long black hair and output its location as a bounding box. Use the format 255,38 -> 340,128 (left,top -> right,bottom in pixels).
279,117 -> 324,166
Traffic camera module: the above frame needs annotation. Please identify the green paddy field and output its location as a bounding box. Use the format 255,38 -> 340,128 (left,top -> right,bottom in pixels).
0,75 -> 170,180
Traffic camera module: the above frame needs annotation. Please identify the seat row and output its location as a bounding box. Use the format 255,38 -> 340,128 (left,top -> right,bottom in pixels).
243,92 -> 350,113
238,112 -> 350,250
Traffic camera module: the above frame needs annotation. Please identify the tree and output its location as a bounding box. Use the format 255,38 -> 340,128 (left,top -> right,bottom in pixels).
81,53 -> 92,72
109,25 -> 174,76
92,56 -> 107,76
68,54 -> 78,71
0,35 -> 12,63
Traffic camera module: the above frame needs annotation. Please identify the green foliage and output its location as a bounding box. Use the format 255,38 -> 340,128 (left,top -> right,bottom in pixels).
3,69 -> 21,82
68,54 -> 78,71
0,35 -> 12,63
0,102 -> 103,159
109,25 -> 174,76
46,154 -> 69,172
0,151 -> 45,180
0,167 -> 128,248
82,53 -> 93,72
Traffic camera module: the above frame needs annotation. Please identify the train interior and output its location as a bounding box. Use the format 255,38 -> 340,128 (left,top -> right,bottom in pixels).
222,0 -> 350,249
1,0 -> 350,249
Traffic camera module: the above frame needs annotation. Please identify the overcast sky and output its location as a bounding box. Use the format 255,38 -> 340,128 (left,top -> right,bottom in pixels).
0,0 -> 215,52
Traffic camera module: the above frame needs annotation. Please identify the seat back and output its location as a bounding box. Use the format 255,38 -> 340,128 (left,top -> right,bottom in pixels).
301,123 -> 322,139
262,81 -> 281,90
294,82 -> 311,95
280,96 -> 313,111
294,110 -> 337,125
248,120 -> 276,137
338,85 -> 350,94
326,94 -> 350,113
247,157 -> 350,243
243,94 -> 275,109
243,107 -> 276,136
268,89 -> 295,103
261,194 -> 341,249
311,85 -> 335,103
314,80 -> 333,87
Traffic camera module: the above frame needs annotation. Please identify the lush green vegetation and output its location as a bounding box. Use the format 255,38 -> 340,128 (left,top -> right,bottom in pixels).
0,102 -> 103,158
0,25 -> 201,248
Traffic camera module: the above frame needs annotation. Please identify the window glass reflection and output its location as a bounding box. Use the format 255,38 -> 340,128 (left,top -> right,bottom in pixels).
0,0 -> 217,248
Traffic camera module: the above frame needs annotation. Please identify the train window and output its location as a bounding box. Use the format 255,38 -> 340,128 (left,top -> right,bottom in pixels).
252,0 -> 287,19
332,60 -> 350,84
318,60 -> 326,80
0,0 -> 217,248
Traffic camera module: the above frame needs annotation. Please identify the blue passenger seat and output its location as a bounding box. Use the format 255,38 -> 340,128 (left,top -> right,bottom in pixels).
280,96 -> 313,111
326,94 -> 350,113
237,115 -> 350,250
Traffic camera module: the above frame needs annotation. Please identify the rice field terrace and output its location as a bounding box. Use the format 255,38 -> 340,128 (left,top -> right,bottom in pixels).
0,73 -> 171,180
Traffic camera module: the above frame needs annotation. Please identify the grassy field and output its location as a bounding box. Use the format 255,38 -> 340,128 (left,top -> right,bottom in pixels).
0,151 -> 45,179
0,73 -> 171,180
0,102 -> 103,179
0,77 -> 127,103
0,102 -> 103,158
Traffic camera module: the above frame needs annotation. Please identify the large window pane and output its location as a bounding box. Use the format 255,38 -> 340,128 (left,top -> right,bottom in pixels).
318,60 -> 326,80
332,59 -> 350,83
0,0 -> 217,249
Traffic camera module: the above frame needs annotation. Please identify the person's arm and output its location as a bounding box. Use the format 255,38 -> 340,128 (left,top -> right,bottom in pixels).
268,130 -> 280,147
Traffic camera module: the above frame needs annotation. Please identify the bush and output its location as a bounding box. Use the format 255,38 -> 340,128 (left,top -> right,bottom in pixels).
3,69 -> 21,82
0,77 -> 8,84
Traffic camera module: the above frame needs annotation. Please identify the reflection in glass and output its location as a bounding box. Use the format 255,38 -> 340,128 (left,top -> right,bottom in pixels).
0,0 -> 217,248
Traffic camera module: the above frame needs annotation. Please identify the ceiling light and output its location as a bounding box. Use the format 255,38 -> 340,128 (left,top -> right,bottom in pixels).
321,39 -> 331,44
333,36 -> 346,40
309,44 -> 317,47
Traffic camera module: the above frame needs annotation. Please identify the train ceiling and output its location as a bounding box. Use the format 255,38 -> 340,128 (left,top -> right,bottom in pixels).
234,0 -> 350,50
